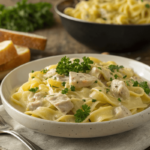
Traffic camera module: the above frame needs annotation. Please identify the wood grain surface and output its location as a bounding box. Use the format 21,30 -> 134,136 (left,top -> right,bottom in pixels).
1,0 -> 150,149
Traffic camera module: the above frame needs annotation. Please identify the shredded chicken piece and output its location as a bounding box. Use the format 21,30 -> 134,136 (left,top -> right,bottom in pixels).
111,79 -> 130,100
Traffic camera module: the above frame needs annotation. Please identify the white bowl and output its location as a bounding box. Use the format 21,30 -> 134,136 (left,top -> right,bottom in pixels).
1,54 -> 150,138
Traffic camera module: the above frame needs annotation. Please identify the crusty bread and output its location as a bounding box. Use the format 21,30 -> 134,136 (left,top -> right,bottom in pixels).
0,40 -> 18,66
0,29 -> 47,51
0,45 -> 30,72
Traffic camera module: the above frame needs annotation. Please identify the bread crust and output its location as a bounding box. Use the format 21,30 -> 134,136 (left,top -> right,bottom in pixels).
0,29 -> 47,51
0,45 -> 31,71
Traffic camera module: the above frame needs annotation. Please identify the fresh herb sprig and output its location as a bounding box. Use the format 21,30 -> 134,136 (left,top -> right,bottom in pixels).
56,56 -> 93,76
74,104 -> 91,123
131,80 -> 150,95
0,0 -> 54,32
29,87 -> 38,93
108,65 -> 124,72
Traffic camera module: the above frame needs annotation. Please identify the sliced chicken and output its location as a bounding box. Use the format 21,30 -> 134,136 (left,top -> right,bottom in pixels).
46,93 -> 74,114
89,67 -> 101,79
114,105 -> 131,119
34,92 -> 47,100
43,69 -> 56,78
69,72 -> 97,88
52,74 -> 69,82
101,68 -> 112,81
27,101 -> 42,111
111,79 -> 130,100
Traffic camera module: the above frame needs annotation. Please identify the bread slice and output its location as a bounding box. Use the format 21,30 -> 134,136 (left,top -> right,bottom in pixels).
0,29 -> 47,51
0,40 -> 18,66
0,45 -> 30,72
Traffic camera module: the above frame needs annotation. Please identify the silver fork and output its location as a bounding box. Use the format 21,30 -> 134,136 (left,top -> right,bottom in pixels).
0,115 -> 43,150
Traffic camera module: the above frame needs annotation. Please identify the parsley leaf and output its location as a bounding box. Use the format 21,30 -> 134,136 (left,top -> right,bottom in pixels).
70,85 -> 75,91
110,77 -> 113,81
123,75 -> 127,79
145,4 -> 150,8
126,81 -> 130,86
106,88 -> 110,93
62,88 -> 68,94
114,74 -> 118,79
29,87 -> 38,93
118,98 -> 121,102
0,0 -> 54,32
139,82 -> 150,95
62,82 -> 66,86
82,99 -> 86,102
95,80 -> 98,83
56,56 -> 93,76
98,67 -> 102,70
52,86 -> 58,88
92,99 -> 97,102
41,69 -> 48,74
99,90 -> 102,92
108,65 -> 124,72
131,80 -> 150,95
32,77 -> 35,78
74,104 -> 90,123
31,70 -> 34,73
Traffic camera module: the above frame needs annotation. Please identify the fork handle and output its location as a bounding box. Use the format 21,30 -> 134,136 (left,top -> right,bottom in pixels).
2,130 -> 42,150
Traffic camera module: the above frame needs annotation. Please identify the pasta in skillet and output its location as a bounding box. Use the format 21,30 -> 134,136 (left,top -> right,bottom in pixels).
64,0 -> 150,24
11,56 -> 150,123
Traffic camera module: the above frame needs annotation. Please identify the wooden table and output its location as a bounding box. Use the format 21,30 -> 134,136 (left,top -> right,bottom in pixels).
1,0 -> 150,150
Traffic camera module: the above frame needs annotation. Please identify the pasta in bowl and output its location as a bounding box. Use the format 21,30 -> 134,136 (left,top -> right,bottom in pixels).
1,54 -> 150,137
64,0 -> 150,25
11,56 -> 150,123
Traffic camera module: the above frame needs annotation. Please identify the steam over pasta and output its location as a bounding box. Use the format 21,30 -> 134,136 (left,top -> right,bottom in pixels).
64,0 -> 150,24
11,56 -> 150,123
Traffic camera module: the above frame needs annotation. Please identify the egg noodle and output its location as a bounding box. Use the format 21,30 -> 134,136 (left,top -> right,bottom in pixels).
64,0 -> 150,24
11,57 -> 150,123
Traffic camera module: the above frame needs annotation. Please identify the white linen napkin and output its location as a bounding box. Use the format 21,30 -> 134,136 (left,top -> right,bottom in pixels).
0,103 -> 150,150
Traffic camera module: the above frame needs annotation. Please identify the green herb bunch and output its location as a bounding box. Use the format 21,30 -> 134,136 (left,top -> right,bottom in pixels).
0,0 -> 54,32
74,104 -> 91,123
56,56 -> 93,76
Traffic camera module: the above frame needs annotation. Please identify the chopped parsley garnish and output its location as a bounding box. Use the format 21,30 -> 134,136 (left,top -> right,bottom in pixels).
62,88 -> 68,94
95,80 -> 98,83
52,86 -> 58,88
92,99 -> 97,102
70,85 -> 75,91
123,75 -> 127,79
62,82 -> 66,86
54,77 -> 56,80
45,78 -> 48,80
32,77 -> 35,78
108,65 -> 124,72
126,81 -> 130,86
41,69 -> 48,74
99,90 -> 102,92
74,104 -> 90,123
141,0 -> 143,2
103,18 -> 107,20
98,67 -> 102,70
50,84 -> 51,87
31,70 -> 34,73
114,74 -> 118,79
56,56 -> 93,76
29,87 -> 38,93
145,4 -> 150,8
110,77 -> 113,81
106,88 -> 110,93
82,99 -> 86,102
131,80 -> 150,95
118,98 -> 121,102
